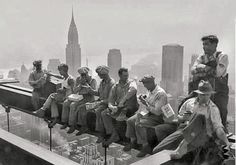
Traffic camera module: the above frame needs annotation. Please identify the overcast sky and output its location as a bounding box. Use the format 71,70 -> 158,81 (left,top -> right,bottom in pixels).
0,0 -> 235,84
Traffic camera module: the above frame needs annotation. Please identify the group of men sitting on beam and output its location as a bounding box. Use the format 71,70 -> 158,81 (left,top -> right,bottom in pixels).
29,35 -> 231,163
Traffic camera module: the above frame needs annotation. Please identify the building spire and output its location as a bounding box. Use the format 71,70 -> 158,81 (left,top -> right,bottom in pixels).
68,7 -> 78,44
72,6 -> 74,22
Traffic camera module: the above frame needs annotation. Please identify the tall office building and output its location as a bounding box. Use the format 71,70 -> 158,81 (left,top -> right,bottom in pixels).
160,44 -> 184,97
107,49 -> 122,81
66,10 -> 81,77
47,59 -> 61,74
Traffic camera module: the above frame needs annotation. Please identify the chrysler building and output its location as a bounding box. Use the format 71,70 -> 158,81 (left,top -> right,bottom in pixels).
66,10 -> 81,77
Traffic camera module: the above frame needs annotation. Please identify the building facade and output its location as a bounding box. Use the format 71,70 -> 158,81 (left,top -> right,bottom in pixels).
160,44 -> 184,97
47,59 -> 61,74
107,49 -> 122,81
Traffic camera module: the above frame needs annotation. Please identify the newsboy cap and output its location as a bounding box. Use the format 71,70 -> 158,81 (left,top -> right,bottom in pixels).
140,75 -> 155,83
78,67 -> 90,74
96,65 -> 109,74
33,60 -> 42,66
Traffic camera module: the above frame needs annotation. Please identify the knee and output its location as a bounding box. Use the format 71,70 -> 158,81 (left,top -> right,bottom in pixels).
70,102 -> 77,109
95,107 -> 103,115
127,117 -> 135,126
63,100 -> 69,107
101,110 -> 108,118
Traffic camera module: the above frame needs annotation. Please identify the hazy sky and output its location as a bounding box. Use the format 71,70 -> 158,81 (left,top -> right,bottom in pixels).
0,0 -> 235,84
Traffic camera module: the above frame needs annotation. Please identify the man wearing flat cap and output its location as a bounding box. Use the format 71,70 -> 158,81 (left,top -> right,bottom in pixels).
61,66 -> 97,134
81,65 -> 115,141
29,60 -> 46,110
34,64 -> 74,127
124,75 -> 169,157
190,35 -> 229,128
168,80 -> 230,162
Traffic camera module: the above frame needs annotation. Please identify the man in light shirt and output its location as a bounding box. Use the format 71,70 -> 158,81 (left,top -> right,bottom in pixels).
124,75 -> 171,157
169,80 -> 230,163
190,35 -> 229,128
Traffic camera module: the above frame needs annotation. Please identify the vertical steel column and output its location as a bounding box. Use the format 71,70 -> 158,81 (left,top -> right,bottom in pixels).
5,106 -> 10,132
49,127 -> 52,151
104,145 -> 107,165
45,118 -> 53,151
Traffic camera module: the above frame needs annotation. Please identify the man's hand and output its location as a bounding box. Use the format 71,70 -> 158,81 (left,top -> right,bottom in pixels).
109,105 -> 118,114
81,83 -> 91,90
146,106 -> 151,112
118,100 -> 125,108
139,95 -> 148,106
182,111 -> 192,121
57,88 -> 65,94
196,63 -> 206,69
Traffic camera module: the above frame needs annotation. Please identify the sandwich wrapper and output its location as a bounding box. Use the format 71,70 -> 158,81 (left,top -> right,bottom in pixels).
68,94 -> 83,102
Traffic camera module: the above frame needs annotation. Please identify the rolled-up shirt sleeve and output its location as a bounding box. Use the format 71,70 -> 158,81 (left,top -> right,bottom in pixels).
216,54 -> 228,77
191,56 -> 203,74
210,106 -> 224,132
178,100 -> 188,116
150,92 -> 167,116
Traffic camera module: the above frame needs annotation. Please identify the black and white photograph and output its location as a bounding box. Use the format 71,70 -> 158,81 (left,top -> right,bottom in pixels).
0,0 -> 235,164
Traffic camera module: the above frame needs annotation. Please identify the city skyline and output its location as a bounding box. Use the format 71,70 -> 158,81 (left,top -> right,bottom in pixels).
0,1 -> 235,79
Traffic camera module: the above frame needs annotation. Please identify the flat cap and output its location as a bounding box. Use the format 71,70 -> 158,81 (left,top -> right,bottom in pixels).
78,67 -> 90,74
140,75 -> 155,83
33,60 -> 42,66
96,65 -> 109,74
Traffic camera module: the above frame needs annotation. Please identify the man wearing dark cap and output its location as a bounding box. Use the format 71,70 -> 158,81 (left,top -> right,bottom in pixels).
101,68 -> 139,146
169,80 -> 230,162
190,35 -> 229,128
60,67 -> 96,134
124,75 -> 169,157
70,67 -> 97,135
28,60 -> 46,110
82,65 -> 115,142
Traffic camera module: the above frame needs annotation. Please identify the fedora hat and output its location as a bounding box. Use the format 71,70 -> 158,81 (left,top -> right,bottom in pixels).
194,80 -> 215,94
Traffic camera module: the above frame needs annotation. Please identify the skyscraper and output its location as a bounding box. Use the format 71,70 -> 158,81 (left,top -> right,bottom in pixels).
47,59 -> 61,74
107,49 -> 122,81
160,44 -> 184,97
66,10 -> 81,77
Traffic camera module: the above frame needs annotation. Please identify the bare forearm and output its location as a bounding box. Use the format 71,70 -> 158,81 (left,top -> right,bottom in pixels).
216,128 -> 230,145
89,89 -> 99,96
29,80 -> 38,85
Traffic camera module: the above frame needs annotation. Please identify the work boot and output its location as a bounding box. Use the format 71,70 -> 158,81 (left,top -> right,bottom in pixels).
170,140 -> 188,160
96,134 -> 105,143
33,108 -> 45,118
123,139 -> 138,151
102,131 -> 120,147
48,118 -> 59,128
136,144 -> 152,157
60,123 -> 68,129
67,126 -> 76,134
76,127 -> 88,136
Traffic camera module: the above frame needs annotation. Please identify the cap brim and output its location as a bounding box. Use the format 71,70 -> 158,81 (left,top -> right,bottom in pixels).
194,90 -> 216,94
